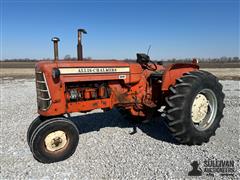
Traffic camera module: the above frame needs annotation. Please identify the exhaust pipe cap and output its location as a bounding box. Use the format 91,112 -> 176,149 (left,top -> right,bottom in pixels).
52,37 -> 60,42
78,29 -> 87,34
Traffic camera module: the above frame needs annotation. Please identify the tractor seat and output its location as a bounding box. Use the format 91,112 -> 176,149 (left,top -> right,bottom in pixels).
150,71 -> 164,81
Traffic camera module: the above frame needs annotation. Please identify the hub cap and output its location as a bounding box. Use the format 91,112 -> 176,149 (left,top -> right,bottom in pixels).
191,94 -> 209,123
44,130 -> 67,152
191,89 -> 218,131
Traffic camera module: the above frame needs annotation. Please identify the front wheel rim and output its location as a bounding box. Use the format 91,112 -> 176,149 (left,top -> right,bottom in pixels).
191,89 -> 218,131
44,130 -> 68,152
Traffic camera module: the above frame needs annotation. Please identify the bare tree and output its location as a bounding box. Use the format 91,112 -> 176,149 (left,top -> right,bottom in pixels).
64,54 -> 71,60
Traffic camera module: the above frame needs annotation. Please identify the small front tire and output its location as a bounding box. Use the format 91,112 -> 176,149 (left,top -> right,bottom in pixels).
27,116 -> 43,147
30,117 -> 79,163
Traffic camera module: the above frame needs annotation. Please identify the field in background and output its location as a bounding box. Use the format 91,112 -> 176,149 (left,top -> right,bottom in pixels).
1,61 -> 240,68
1,61 -> 240,80
1,61 -> 37,68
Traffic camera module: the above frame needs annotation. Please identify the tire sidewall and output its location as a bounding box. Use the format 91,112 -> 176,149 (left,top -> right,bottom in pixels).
183,74 -> 222,139
27,116 -> 42,146
31,119 -> 79,163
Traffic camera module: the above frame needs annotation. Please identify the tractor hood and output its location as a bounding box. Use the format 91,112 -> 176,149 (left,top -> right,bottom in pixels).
36,60 -> 141,72
35,60 -> 143,84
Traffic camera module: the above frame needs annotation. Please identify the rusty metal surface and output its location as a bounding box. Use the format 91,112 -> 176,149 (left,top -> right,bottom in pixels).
35,57 -> 198,118
77,29 -> 87,60
51,37 -> 60,62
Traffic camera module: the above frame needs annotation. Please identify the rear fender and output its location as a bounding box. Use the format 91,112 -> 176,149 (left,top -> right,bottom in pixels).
161,63 -> 199,91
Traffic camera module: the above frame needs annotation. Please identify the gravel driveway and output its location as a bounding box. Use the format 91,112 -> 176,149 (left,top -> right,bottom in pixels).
0,79 -> 239,179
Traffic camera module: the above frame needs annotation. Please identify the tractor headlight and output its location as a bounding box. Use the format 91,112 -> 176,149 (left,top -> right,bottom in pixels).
52,68 -> 60,79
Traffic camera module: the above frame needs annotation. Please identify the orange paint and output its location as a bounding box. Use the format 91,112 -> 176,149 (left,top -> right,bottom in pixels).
36,60 -> 199,117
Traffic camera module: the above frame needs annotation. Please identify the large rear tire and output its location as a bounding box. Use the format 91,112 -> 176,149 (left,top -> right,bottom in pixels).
165,70 -> 225,145
30,117 -> 79,163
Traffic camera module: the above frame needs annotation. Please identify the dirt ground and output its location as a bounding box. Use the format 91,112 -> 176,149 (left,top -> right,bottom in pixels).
0,68 -> 240,80
201,68 -> 240,80
0,68 -> 35,79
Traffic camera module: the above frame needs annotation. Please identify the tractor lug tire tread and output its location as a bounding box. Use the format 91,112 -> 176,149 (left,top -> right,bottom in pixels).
164,70 -> 225,145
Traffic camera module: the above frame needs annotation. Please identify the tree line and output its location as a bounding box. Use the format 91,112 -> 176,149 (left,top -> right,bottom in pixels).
1,56 -> 239,63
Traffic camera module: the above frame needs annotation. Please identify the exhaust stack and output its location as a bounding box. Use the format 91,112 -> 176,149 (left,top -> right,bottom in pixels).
51,37 -> 60,62
77,29 -> 87,60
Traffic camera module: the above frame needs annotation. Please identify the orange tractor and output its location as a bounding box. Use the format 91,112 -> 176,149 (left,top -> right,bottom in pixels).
27,29 -> 225,163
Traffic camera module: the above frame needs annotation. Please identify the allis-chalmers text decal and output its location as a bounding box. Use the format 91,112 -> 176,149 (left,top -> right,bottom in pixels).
59,67 -> 130,74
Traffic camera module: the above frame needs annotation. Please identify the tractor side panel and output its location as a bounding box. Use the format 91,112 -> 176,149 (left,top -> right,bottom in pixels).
36,61 -> 144,117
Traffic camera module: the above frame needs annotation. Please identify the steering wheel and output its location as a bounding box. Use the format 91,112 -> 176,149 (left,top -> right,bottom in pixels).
143,60 -> 157,71
136,53 -> 157,71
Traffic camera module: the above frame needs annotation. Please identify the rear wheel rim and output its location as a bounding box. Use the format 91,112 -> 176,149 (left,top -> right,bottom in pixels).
191,89 -> 218,131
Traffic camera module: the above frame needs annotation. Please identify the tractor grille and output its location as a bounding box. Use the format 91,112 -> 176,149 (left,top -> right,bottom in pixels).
35,71 -> 51,110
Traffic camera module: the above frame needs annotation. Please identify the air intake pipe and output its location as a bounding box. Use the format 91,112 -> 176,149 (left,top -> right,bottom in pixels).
77,29 -> 87,60
51,37 -> 60,62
